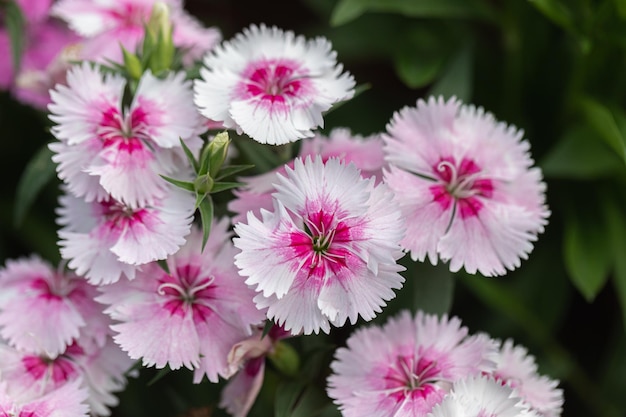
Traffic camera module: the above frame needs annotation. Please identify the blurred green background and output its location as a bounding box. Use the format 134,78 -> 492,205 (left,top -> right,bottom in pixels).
2,0 -> 626,416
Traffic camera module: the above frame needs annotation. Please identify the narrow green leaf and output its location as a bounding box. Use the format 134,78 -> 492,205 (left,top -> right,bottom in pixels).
5,0 -> 25,73
216,164 -> 255,181
410,262 -> 455,315
179,138 -> 199,174
528,0 -> 576,33
235,138 -> 281,173
210,181 -> 243,194
147,366 -> 172,386
324,83 -> 371,114
578,97 -> 626,163
275,381 -> 306,417
121,46 -> 143,80
261,319 -> 274,339
603,196 -> 626,331
198,197 -> 214,251
156,259 -> 170,274
331,0 -> 494,26
290,386 -> 329,417
541,125 -> 625,179
194,192 -> 207,210
159,175 -> 195,192
430,41 -> 473,102
564,209 -> 612,301
14,145 -> 57,226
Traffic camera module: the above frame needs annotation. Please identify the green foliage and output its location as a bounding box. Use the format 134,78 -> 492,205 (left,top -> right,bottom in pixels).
4,0 -> 25,73
14,145 -> 57,226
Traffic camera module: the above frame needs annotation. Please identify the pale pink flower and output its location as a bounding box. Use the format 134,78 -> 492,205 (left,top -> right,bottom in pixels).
51,0 -> 220,65
0,378 -> 89,417
234,156 -> 405,335
16,0 -> 54,25
49,62 -> 203,208
327,310 -> 497,417
0,256 -> 108,357
383,96 -> 549,276
97,221 -> 265,383
492,340 -> 563,417
427,375 -> 538,417
228,128 -> 386,224
56,185 -> 194,285
194,24 -> 355,145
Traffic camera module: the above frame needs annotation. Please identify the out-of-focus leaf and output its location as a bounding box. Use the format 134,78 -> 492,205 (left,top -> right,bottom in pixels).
14,145 -> 57,226
235,137 -> 281,174
210,181 -> 243,194
5,0 -> 25,73
180,138 -> 199,174
410,262 -> 455,315
331,0 -> 494,26
578,97 -> 626,163
564,208 -> 612,301
527,0 -> 576,33
275,381 -> 306,417
148,366 -> 172,386
615,0 -> 626,19
429,41 -> 473,102
216,164 -> 255,181
541,125 -> 625,179
198,196 -> 213,251
603,195 -> 626,331
290,386 -> 330,417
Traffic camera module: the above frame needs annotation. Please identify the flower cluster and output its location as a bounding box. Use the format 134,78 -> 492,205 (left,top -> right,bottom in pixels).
0,1 -> 562,416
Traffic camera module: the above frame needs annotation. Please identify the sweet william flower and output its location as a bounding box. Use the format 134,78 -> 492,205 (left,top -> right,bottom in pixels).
194,24 -> 355,145
0,379 -> 89,417
327,310 -> 497,417
234,156 -> 405,335
383,96 -> 549,276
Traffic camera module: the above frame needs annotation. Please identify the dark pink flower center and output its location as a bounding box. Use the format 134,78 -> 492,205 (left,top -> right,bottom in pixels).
100,199 -> 149,230
22,355 -> 77,384
289,209 -> 351,280
158,264 -> 215,323
30,275 -> 84,302
242,59 -> 311,104
429,157 -> 493,218
383,355 -> 442,402
98,106 -> 149,152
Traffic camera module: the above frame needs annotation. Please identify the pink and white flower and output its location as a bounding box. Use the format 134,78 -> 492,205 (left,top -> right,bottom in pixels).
49,62 -> 203,208
194,24 -> 355,145
51,0 -> 221,65
228,128 -> 386,224
0,256 -> 108,357
0,378 -> 89,417
428,375 -> 538,417
326,310 -> 497,417
234,156 -> 405,335
383,96 -> 549,276
57,185 -> 194,285
97,221 -> 265,383
492,339 -> 563,417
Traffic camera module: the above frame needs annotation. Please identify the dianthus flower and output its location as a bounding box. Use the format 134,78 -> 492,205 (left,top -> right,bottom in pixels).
51,0 -> 220,65
234,156 -> 405,335
327,310 -> 497,417
97,221 -> 265,383
49,62 -> 203,208
194,24 -> 355,145
428,375 -> 539,417
0,379 -> 89,417
56,186 -> 194,285
492,340 -> 563,417
0,256 -> 108,357
228,128 -> 386,224
383,96 -> 549,276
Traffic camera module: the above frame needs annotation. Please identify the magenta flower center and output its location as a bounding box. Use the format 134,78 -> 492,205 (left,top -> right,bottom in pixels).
430,157 -> 494,218
157,264 -> 215,322
100,199 -> 148,229
98,106 -> 149,150
22,355 -> 77,384
30,274 -> 82,301
243,60 -> 310,103
384,355 -> 441,401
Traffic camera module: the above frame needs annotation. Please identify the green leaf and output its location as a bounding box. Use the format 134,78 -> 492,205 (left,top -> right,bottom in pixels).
159,175 -> 195,192
216,164 -> 255,181
5,0 -> 25,73
527,0 -> 576,33
268,341 -> 300,377
429,41 -> 473,102
235,137 -> 281,174
324,83 -> 371,115
410,262 -> 455,315
564,207 -> 612,301
156,259 -> 170,274
541,125 -> 625,179
290,386 -> 329,417
198,197 -> 214,251
603,196 -> 626,331
331,0 -> 494,26
578,97 -> 626,163
262,319 -> 274,338
210,181 -> 243,194
14,145 -> 57,226
179,138 -> 199,174
147,366 -> 172,386
275,381 -> 306,417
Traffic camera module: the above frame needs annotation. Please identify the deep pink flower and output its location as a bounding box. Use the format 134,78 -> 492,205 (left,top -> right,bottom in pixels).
383,96 -> 549,276
234,156 -> 405,335
327,310 -> 497,417
49,62 -> 203,208
194,24 -> 355,145
0,257 -> 108,357
97,221 -> 265,383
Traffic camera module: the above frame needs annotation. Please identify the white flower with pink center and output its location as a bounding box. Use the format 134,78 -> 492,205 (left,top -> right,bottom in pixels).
383,96 -> 550,277
49,62 -> 203,208
97,221 -> 265,383
228,128 -> 387,225
51,0 -> 221,65
0,257 -> 108,358
0,379 -> 89,417
194,24 -> 355,145
234,156 -> 405,335
327,310 -> 497,417
57,185 -> 194,285
491,340 -> 563,417
428,375 -> 539,417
